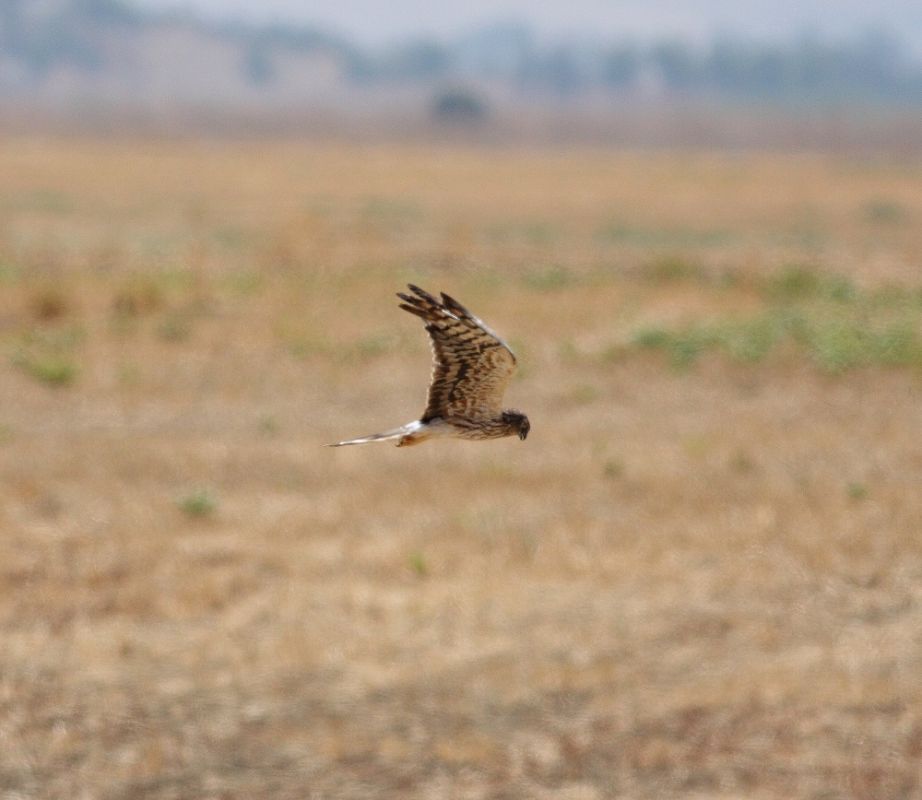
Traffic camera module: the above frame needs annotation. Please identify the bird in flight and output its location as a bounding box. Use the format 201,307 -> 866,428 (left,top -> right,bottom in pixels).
329,284 -> 530,447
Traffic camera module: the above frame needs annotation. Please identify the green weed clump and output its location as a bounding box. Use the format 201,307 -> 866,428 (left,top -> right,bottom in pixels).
596,223 -> 733,248
522,265 -> 575,291
629,266 -> 922,373
408,551 -> 428,577
639,255 -> 705,284
864,200 -> 908,225
632,325 -> 706,369
807,320 -> 922,372
765,265 -> 855,303
257,415 -> 280,436
178,490 -> 217,518
632,311 -> 922,372
350,334 -> 394,360
15,354 -> 78,386
12,327 -> 83,387
156,313 -> 193,342
0,262 -> 21,284
847,482 -> 869,501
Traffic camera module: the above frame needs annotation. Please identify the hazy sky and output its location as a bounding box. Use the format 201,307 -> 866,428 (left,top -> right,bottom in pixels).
140,0 -> 921,45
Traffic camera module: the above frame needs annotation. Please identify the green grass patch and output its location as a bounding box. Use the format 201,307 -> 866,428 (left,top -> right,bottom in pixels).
863,200 -> 908,225
285,336 -> 330,359
809,319 -> 922,372
556,339 -> 580,363
408,551 -> 428,577
519,221 -> 558,245
596,223 -> 734,248
730,450 -> 756,473
211,225 -> 252,249
567,384 -> 600,405
12,326 -> 84,387
18,190 -> 74,214
486,220 -> 560,246
867,284 -> 922,311
638,255 -> 706,284
156,313 -> 193,342
117,363 -> 142,387
350,334 -> 395,360
631,309 -> 922,372
178,490 -> 217,518
257,415 -> 280,436
357,197 -> 425,237
522,265 -> 575,291
14,352 -> 78,386
283,327 -> 399,363
221,269 -> 265,295
765,265 -> 855,303
847,482 -> 869,501
632,325 -> 718,369
628,266 -> 922,372
0,262 -> 21,284
154,267 -> 198,292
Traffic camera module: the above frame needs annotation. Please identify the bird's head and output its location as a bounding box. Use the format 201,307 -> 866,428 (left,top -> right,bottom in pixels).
502,409 -> 530,441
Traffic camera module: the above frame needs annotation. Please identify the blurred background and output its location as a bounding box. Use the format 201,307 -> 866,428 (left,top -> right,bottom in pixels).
3,0 -> 922,148
2,1 -> 922,798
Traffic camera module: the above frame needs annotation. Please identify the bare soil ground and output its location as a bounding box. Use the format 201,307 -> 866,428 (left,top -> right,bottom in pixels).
1,140 -> 921,799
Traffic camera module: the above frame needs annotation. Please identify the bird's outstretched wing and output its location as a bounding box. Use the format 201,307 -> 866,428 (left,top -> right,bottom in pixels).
397,284 -> 517,421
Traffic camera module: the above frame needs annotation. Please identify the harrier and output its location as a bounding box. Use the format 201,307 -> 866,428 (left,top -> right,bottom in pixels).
328,285 -> 530,447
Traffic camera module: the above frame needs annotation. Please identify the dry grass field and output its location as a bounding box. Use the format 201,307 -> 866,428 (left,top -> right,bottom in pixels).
1,138 -> 922,799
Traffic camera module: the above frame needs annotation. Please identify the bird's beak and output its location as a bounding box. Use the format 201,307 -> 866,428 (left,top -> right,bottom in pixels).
519,428 -> 529,441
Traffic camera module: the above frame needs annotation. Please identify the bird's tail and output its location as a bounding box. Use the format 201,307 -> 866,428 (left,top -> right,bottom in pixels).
326,422 -> 420,447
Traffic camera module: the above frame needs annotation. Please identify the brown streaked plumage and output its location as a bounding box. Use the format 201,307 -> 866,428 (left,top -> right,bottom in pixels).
328,285 -> 530,447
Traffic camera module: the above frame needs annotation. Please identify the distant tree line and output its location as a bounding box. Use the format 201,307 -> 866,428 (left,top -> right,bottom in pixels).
2,0 -> 921,106
0,0 -> 142,73
362,25 -> 922,104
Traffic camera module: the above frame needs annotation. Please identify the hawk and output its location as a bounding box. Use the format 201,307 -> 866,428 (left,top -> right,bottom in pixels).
329,284 -> 530,447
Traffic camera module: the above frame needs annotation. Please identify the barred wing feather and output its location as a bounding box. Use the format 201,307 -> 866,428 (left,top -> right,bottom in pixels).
397,284 -> 517,422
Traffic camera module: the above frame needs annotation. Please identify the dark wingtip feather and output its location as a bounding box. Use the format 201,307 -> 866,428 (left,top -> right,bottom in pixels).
439,292 -> 469,317
399,303 -> 428,319
408,284 -> 441,305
